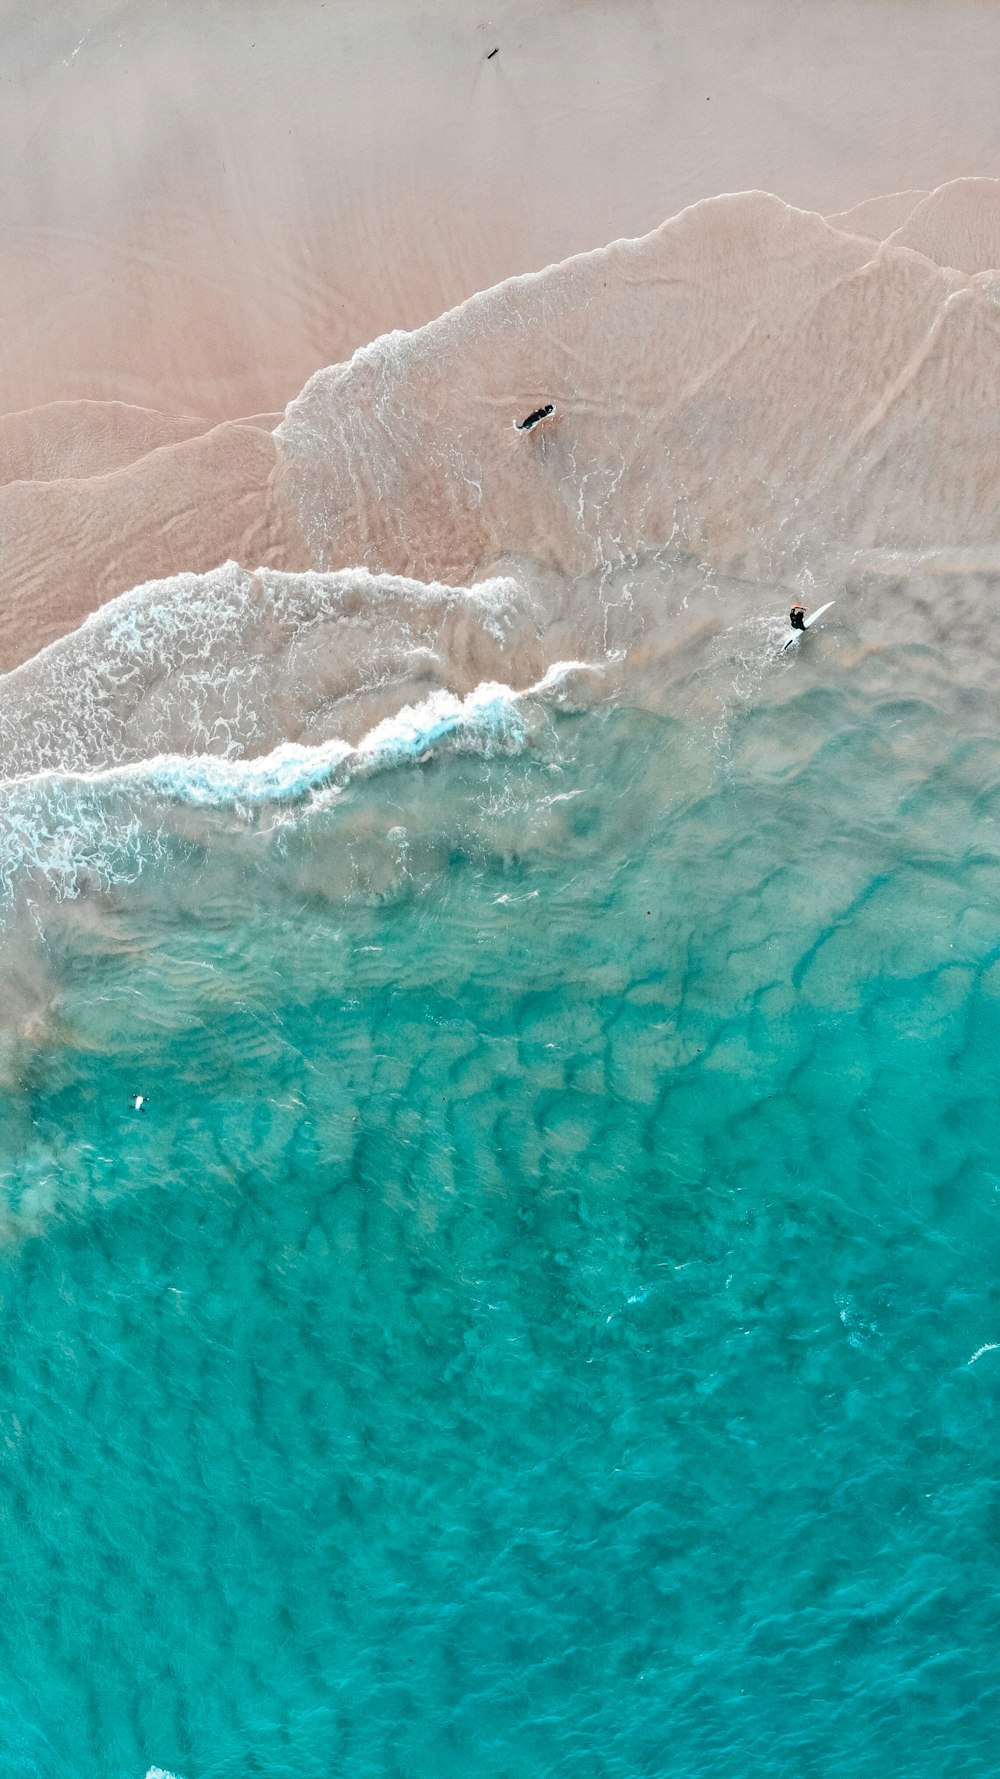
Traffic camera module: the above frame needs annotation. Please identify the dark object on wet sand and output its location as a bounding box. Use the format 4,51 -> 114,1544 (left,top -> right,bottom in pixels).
515,403 -> 555,432
487,46 -> 499,59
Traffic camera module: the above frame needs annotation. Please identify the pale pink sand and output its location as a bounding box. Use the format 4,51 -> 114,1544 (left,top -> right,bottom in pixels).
2,3 -> 1000,672
6,176 -> 1000,674
3,1 -> 1000,421
0,403 -> 209,486
10,184 -> 1000,781
886,176 -> 1000,271
825,192 -> 930,239
0,423 -> 308,671
275,186 -> 1000,597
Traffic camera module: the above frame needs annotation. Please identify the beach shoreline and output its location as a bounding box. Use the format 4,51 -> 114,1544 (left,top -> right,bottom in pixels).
2,2 -> 999,672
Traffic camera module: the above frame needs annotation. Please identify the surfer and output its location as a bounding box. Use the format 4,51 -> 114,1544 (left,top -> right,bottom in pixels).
515,403 -> 554,432
789,602 -> 808,631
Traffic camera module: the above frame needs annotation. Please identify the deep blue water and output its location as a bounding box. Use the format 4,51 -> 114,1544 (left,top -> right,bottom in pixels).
2,682 -> 999,1778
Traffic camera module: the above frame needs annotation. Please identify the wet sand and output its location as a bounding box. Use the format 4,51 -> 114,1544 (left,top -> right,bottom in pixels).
6,172 -> 1000,777
2,1 -> 999,671
0,421 -> 309,671
6,1 -> 1000,417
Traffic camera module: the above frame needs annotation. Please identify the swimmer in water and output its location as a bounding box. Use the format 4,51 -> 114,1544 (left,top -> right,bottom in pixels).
789,602 -> 808,631
130,1093 -> 147,1112
515,403 -> 555,432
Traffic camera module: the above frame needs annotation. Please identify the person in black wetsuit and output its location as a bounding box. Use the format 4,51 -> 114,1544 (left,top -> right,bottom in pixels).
516,403 -> 554,432
789,602 -> 808,631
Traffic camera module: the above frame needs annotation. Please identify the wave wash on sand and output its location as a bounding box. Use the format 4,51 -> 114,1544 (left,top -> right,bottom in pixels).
2,176 -> 1000,718
4,174 -> 1000,1779
2,177 -> 1000,1023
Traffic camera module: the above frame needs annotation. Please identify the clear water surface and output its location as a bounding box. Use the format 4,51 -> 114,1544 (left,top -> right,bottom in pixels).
2,667 -> 999,1778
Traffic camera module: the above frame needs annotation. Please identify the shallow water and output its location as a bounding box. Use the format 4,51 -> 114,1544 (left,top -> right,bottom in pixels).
5,140 -> 1000,1779
2,648 -> 999,1775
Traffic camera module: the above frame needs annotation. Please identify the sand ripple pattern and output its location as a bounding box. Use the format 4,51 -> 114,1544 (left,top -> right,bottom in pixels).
277,180 -> 1000,597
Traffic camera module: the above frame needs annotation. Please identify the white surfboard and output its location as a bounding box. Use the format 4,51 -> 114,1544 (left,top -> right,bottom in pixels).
780,599 -> 835,653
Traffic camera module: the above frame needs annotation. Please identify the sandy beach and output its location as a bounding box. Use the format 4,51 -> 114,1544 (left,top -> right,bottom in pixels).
3,15 -> 1000,1774
2,0 -> 1000,669
4,1 -> 1000,417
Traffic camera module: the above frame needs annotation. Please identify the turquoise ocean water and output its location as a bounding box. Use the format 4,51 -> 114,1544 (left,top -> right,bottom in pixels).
2,638 -> 999,1777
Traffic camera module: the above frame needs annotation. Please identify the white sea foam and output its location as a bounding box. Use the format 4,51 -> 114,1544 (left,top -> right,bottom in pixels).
6,178 -> 1000,921
0,560 -> 537,783
142,678 -> 537,809
0,664 -> 599,901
